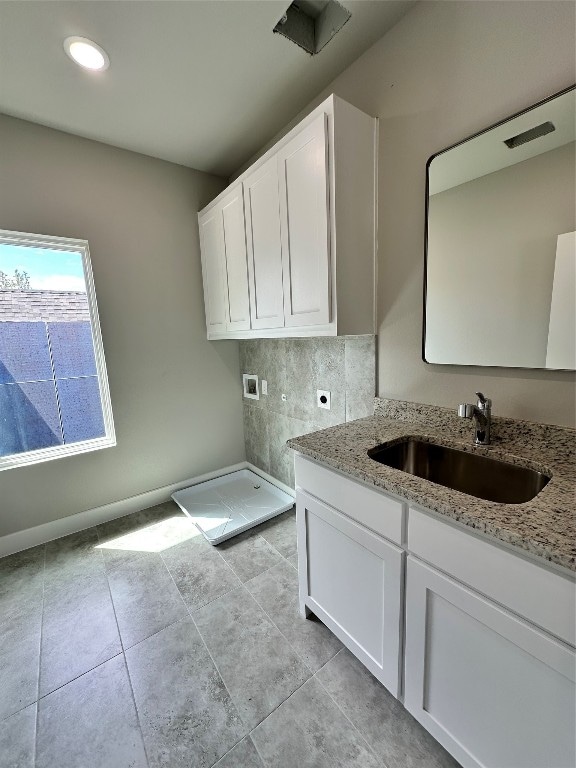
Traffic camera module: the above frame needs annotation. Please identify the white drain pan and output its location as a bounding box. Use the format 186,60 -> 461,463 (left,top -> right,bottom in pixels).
172,469 -> 294,545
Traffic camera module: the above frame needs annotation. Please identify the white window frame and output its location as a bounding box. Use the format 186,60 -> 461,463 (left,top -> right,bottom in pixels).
0,229 -> 116,471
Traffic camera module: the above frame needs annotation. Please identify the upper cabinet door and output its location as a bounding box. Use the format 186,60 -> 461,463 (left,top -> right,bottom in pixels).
220,185 -> 251,332
278,114 -> 330,328
198,207 -> 228,335
244,157 -> 285,329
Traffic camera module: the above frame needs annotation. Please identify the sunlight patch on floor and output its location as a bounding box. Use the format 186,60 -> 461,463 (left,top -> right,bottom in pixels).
96,516 -> 203,553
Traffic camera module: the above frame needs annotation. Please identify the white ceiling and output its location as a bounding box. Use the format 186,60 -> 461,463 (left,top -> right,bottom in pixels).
0,0 -> 415,177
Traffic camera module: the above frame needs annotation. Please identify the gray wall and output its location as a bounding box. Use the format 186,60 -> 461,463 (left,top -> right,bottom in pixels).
240,336 -> 375,488
237,0 -> 576,427
0,115 -> 245,538
426,142 -> 576,367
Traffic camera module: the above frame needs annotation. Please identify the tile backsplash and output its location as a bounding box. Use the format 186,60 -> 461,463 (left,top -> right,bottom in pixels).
240,335 -> 375,488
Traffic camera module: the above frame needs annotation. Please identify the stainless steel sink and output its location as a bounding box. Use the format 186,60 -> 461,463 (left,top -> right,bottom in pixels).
367,439 -> 551,504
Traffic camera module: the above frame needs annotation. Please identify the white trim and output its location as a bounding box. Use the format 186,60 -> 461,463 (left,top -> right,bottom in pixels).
0,461 -> 294,558
0,435 -> 115,472
208,323 -> 337,340
0,462 -> 248,558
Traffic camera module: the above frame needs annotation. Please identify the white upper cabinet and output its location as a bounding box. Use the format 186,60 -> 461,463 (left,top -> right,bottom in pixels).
198,184 -> 251,334
221,186 -> 251,331
198,94 -> 376,340
244,157 -> 285,329
278,114 -> 330,328
198,205 -> 228,335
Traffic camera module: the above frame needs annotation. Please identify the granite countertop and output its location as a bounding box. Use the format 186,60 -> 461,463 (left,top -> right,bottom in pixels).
287,399 -> 576,573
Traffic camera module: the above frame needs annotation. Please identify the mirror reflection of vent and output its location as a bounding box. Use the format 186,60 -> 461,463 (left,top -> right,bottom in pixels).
273,1 -> 351,55
504,121 -> 555,148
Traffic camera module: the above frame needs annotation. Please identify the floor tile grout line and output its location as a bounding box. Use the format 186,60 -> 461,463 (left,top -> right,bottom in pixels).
99,513 -> 285,634
312,668 -> 382,764
161,563 -> 250,759
191,575 -> 316,743
243,575 -> 335,677
246,672 -> 313,737
98,532 -> 153,768
189,579 -> 242,614
35,651 -> 124,702
211,534 -> 273,584
41,508 -> 388,763
184,516 -> 319,734
313,646 -> 344,675
214,523 -> 296,585
209,733 -> 271,768
246,661 -> 383,768
28,509 -> 298,766
162,541 -> 313,736
246,733 -> 270,768
158,541 -> 246,613
208,736 -> 251,768
255,513 -> 297,558
97,517 -> 196,650
33,543 -> 46,768
0,701 -> 38,727
234,538 -> 379,763
190,580 -> 314,740
102,540 -> 193,619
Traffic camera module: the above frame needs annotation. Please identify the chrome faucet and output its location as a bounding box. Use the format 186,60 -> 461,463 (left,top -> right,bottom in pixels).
458,392 -> 492,445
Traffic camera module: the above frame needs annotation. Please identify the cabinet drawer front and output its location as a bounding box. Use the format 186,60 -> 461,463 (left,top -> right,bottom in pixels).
244,157 -> 285,329
409,507 -> 576,646
294,454 -> 404,545
297,491 -> 403,696
404,556 -> 576,768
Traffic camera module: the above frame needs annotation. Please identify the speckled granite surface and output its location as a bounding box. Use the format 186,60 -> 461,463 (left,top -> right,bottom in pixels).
288,398 -> 576,573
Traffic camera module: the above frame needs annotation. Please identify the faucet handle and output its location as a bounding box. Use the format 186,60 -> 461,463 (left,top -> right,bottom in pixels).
475,392 -> 491,409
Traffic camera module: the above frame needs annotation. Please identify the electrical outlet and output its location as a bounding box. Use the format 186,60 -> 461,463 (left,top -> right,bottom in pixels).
317,390 -> 331,409
261,380 -> 268,395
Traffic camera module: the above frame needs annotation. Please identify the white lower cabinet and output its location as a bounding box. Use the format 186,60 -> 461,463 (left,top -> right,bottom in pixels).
296,489 -> 403,697
404,555 -> 576,768
294,455 -> 576,768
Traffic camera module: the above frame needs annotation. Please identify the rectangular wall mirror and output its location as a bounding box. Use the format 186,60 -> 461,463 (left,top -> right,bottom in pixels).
424,85 -> 575,370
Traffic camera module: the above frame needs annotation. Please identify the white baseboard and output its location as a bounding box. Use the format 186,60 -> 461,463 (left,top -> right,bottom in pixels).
0,462 -> 248,559
0,462 -> 295,559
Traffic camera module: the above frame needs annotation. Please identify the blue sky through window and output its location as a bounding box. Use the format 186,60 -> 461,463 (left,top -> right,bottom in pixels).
0,244 -> 86,292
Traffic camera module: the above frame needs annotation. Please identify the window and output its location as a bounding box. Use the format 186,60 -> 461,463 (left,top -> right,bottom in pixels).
0,229 -> 115,470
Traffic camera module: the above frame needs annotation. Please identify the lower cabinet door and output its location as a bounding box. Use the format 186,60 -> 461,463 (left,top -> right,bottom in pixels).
296,490 -> 403,696
404,555 -> 576,768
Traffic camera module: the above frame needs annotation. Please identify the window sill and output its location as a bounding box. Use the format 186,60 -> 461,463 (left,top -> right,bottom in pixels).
0,435 -> 117,472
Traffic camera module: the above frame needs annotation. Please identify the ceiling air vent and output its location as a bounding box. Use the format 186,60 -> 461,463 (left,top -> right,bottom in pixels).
503,121 -> 556,149
273,0 -> 351,55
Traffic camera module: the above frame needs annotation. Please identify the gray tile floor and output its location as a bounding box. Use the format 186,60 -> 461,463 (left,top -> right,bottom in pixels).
0,502 -> 460,768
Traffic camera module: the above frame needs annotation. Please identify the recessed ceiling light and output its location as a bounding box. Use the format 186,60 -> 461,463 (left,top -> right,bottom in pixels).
64,36 -> 109,71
